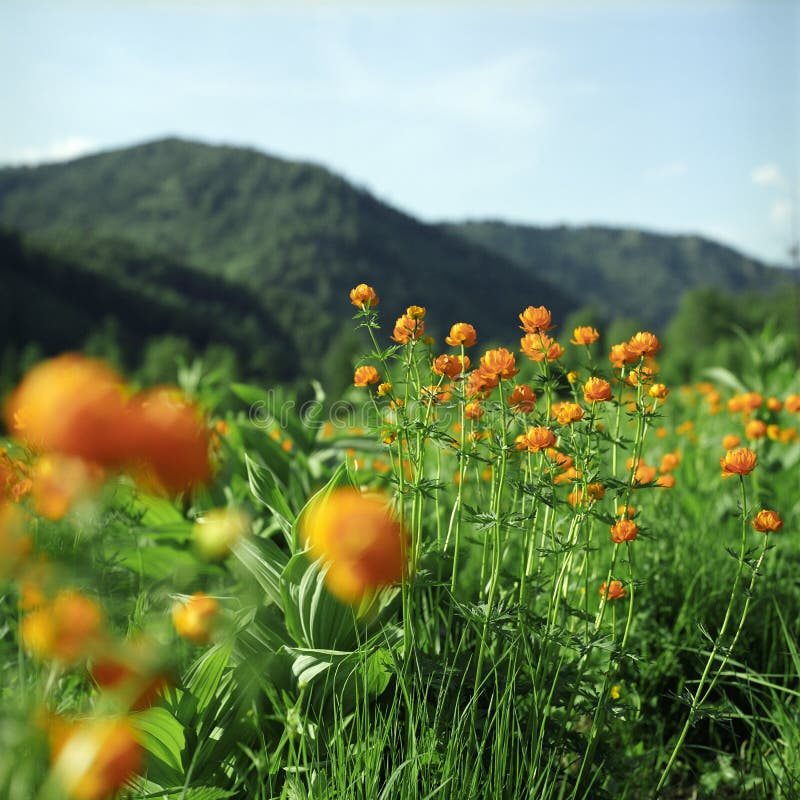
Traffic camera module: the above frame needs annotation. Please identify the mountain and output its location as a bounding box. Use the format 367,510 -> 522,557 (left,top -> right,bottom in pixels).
0,138 -> 575,376
445,220 -> 787,328
0,228 -> 299,382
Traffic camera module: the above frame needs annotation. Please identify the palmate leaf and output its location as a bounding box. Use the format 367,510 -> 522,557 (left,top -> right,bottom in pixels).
184,640 -> 234,713
245,453 -> 295,543
232,535 -> 289,607
132,706 -> 186,784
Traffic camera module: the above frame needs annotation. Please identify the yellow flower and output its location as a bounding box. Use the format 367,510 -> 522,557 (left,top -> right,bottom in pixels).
445,323 -> 478,348
766,397 -> 783,412
349,283 -> 379,308
301,489 -> 406,605
377,382 -> 393,397
353,366 -> 381,387
752,509 -> 783,533
649,383 -> 669,400
610,685 -> 621,700
406,305 -> 426,320
570,326 -> 599,345
193,507 -> 251,561
172,592 -> 219,644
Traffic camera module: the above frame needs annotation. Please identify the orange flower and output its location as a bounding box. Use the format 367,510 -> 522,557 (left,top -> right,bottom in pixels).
583,377 -> 613,403
121,389 -> 212,495
659,450 -> 681,473
465,401 -> 484,421
391,314 -> 425,344
172,592 -> 219,644
353,365 -> 381,387
609,342 -> 637,368
90,639 -> 170,711
617,504 -> 636,518
552,402 -> 584,425
785,393 -> 800,414
50,717 -> 142,800
599,580 -> 626,601
377,382 -> 393,397
745,419 -> 767,440
479,348 -> 519,380
518,305 -> 554,333
421,384 -> 452,404
4,354 -> 127,464
766,397 -> 783,412
649,383 -> 669,400
508,384 -> 537,413
193,507 -> 251,561
546,448 -> 573,471
627,331 -> 661,358
21,590 -> 104,664
752,509 -> 783,533
656,474 -> 676,488
720,448 -> 757,477
520,333 -> 564,362
515,426 -> 556,453
635,463 -> 658,484
779,427 -> 797,444
406,305 -> 426,320
433,354 -> 469,379
465,369 -> 494,398
570,326 -> 599,345
610,519 -> 638,544
722,434 -> 741,450
349,283 -> 379,308
445,322 -> 478,348
301,488 -> 406,605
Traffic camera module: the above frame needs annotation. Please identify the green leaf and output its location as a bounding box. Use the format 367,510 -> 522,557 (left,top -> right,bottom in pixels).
184,640 -> 233,712
132,706 -> 186,775
232,535 -> 289,606
245,453 -> 295,540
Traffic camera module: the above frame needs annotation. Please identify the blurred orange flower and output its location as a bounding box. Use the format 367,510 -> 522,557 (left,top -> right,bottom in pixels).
172,592 -> 219,644
570,326 -> 599,345
301,488 -> 406,605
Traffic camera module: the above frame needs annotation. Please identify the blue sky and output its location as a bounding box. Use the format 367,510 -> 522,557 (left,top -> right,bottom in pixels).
0,1 -> 796,264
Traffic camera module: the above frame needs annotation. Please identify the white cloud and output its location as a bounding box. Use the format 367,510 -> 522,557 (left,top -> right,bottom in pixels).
644,161 -> 687,180
751,163 -> 782,186
4,137 -> 98,166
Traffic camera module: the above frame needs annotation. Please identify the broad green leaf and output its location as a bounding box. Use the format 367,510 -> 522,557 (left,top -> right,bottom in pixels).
185,640 -> 233,712
232,535 -> 288,606
132,706 -> 186,774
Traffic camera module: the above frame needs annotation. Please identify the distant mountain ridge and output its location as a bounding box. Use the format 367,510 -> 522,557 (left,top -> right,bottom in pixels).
444,220 -> 786,328
0,137 -> 789,382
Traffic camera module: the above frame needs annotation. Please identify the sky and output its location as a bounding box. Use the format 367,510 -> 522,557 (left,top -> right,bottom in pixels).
0,1 -> 797,265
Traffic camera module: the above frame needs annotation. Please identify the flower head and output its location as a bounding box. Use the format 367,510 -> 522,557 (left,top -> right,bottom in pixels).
519,305 -> 554,333
627,331 -> 661,358
599,580 -> 626,601
465,401 -> 484,421
479,348 -> 519,381
508,384 -> 537,413
745,419 -> 767,440
349,283 -> 379,309
552,402 -> 584,425
583,377 -> 613,403
391,314 -> 425,344
515,426 -> 556,453
610,519 -> 638,544
720,447 -> 757,478
433,354 -> 469,379
520,333 -> 564,362
172,593 -> 219,644
570,326 -> 600,345
649,383 -> 669,400
609,342 -> 637,368
353,366 -> 381,387
301,488 -> 406,605
445,323 -> 477,348
406,305 -> 426,320
752,509 -> 783,533
722,434 -> 741,450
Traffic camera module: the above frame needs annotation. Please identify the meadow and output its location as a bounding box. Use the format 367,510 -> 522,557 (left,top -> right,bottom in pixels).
0,285 -> 798,799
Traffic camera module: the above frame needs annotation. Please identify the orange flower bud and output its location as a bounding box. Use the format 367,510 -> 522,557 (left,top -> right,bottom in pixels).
391,314 -> 425,344
377,382 -> 393,396
445,323 -> 477,348
465,401 -> 484,420
722,434 -> 741,450
353,366 -> 381,387
656,474 -> 676,488
349,283 -> 379,308
406,305 -> 426,320
659,451 -> 681,473
752,509 -> 783,533
649,383 -> 669,400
